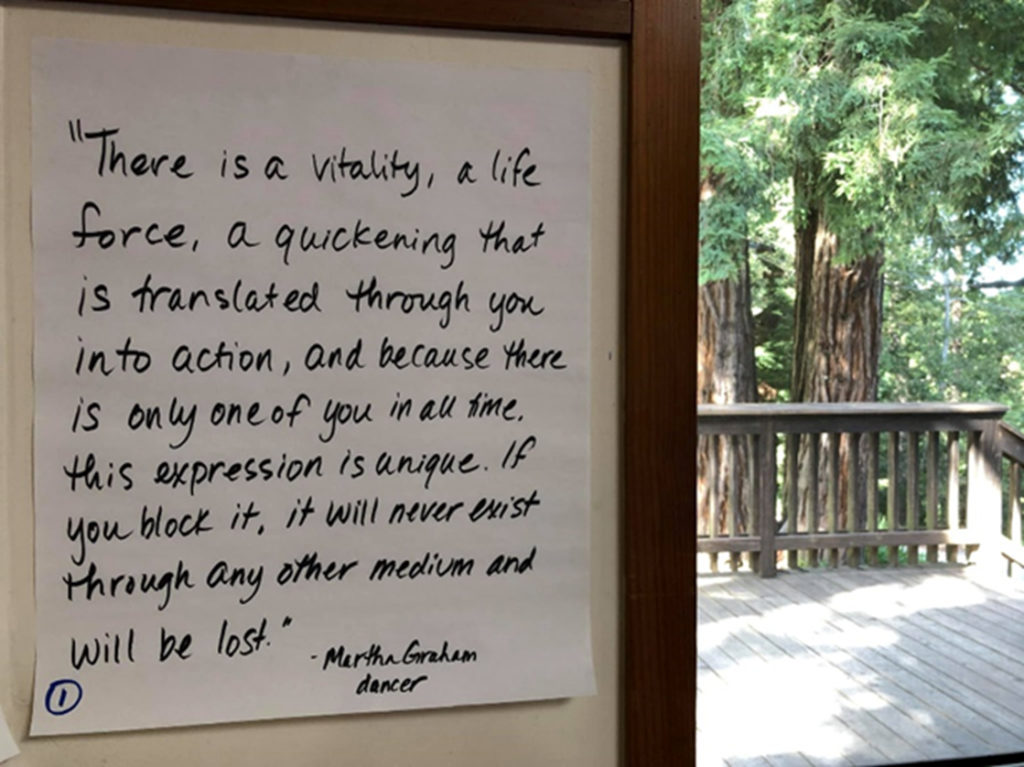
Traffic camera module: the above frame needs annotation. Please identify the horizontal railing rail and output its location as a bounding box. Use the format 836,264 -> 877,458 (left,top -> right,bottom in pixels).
698,403 -> 1012,577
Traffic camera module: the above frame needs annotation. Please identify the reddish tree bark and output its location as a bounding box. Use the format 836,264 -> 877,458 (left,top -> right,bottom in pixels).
789,188 -> 883,548
697,248 -> 757,565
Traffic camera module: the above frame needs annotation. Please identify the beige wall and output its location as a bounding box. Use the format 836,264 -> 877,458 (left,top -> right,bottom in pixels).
0,3 -> 624,765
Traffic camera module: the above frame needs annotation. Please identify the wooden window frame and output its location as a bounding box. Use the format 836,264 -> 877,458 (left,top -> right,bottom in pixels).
49,1 -> 698,763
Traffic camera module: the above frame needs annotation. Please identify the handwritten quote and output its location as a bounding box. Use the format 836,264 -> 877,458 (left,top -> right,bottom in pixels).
32,39 -> 593,735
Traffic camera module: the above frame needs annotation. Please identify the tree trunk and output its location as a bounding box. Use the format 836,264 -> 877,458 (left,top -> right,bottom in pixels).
789,184 -> 883,562
697,247 -> 757,569
791,216 -> 882,407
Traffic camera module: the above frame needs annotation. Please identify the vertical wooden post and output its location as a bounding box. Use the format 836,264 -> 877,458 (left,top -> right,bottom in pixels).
967,422 -> 1002,571
866,432 -> 879,567
847,433 -> 860,567
727,435 -> 740,572
758,425 -> 777,578
887,431 -> 899,567
926,431 -> 939,564
746,434 -> 759,573
1012,462 -> 1022,552
708,435 -> 720,573
967,429 -> 982,565
986,420 -> 1004,566
947,431 -> 960,564
809,434 -> 820,568
625,1 -> 696,765
907,432 -> 920,566
786,433 -> 799,570
827,433 -> 840,567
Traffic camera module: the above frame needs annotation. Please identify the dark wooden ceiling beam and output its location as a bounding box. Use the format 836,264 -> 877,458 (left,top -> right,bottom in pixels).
45,0 -> 632,38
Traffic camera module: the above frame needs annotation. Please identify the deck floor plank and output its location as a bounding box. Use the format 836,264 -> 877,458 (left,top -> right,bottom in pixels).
814,569 -> 1024,677
800,571 -> 1024,736
699,568 -> 1024,765
775,571 -> 1024,741
711,579 -> 938,765
740,588 -> 1016,759
802,573 -> 1024,749
703,581 -> 917,765
727,756 -> 774,767
828,570 -> 1024,696
763,753 -> 815,767
844,568 -> 1024,658
727,574 -> 994,760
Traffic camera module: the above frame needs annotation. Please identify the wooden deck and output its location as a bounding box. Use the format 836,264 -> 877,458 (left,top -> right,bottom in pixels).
698,567 -> 1024,766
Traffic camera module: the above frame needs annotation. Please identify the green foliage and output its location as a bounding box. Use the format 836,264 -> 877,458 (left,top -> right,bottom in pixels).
751,254 -> 795,400
700,0 -> 779,284
753,0 -> 1024,264
701,0 -> 1024,415
699,118 -> 771,282
881,265 -> 1024,424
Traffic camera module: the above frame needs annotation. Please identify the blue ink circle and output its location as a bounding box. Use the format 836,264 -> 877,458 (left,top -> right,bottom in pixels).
45,679 -> 83,716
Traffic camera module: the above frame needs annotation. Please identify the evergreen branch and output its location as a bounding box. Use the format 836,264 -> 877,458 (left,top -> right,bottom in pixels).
968,277 -> 1024,289
970,60 -> 1024,99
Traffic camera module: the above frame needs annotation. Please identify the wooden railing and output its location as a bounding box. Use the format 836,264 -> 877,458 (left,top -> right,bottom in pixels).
998,422 -> 1024,575
697,403 -> 1024,578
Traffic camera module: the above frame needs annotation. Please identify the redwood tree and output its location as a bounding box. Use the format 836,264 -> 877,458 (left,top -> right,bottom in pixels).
757,0 -> 1024,536
699,0 -> 1024,541
697,0 -> 771,548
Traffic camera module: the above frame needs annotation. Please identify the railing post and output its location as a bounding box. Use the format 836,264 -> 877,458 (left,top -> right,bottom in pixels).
947,431 -> 961,564
1012,462 -> 1022,556
728,435 -> 740,572
757,423 -> 777,578
847,433 -> 860,567
745,434 -> 758,574
967,420 -> 1002,572
926,431 -> 939,564
992,421 -> 1024,575
708,435 -> 720,573
827,432 -> 840,567
887,431 -> 899,568
907,432 -> 920,566
866,432 -> 880,566
785,433 -> 799,570
808,435 -> 820,568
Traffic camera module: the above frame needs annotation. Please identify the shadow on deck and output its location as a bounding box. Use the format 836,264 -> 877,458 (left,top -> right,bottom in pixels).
698,566 -> 1024,767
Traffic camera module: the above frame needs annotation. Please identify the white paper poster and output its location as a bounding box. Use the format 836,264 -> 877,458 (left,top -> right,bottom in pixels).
31,38 -> 593,735
0,703 -> 17,762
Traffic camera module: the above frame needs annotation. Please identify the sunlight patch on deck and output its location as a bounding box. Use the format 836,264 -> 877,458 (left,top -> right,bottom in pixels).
699,567 -> 1024,766
827,576 -> 988,617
